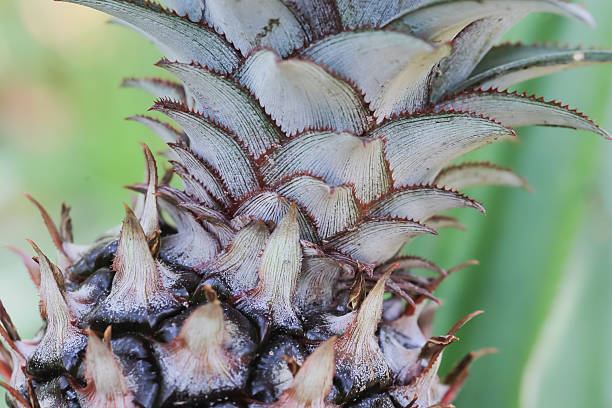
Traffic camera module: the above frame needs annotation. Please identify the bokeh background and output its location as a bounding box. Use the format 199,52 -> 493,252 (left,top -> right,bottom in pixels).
1,0 -> 611,407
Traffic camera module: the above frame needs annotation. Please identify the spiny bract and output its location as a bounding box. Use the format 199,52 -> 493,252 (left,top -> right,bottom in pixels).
2,1 -> 611,407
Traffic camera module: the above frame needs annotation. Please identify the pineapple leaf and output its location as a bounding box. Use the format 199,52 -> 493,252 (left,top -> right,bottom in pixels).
157,60 -> 283,158
427,0 -> 597,100
235,205 -> 303,333
138,143 -> 160,239
390,311 -> 483,405
126,115 -> 182,144
301,30 -> 450,118
27,241 -> 88,377
0,382 -> 32,408
326,218 -> 437,264
171,163 -> 226,210
235,49 -> 371,136
379,306 -> 428,378
334,0 -> 411,29
179,203 -> 235,247
152,100 -> 260,199
159,208 -> 221,268
425,215 -> 467,231
371,112 -> 516,187
198,220 -> 270,295
233,191 -> 320,243
61,0 -> 240,73
262,130 -> 391,203
435,89 -> 610,138
284,0 -> 341,40
265,337 -> 337,408
153,295 -> 255,402
88,206 -> 181,331
334,271 -> 391,400
153,188 -> 222,267
203,0 -> 307,57
1,330 -> 31,400
76,330 -> 137,408
461,43 -> 612,91
378,255 -> 446,276
440,348 -> 498,403
23,193 -> 71,270
5,246 -> 41,288
169,144 -> 232,208
368,186 -> 485,221
429,15 -> 524,102
161,0 -> 203,21
434,161 -> 533,191
295,255 -> 345,311
275,174 -> 360,239
121,77 -> 186,102
386,0 -> 595,43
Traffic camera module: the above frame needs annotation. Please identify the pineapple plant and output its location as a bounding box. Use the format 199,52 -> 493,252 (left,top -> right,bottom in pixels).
1,0 -> 611,407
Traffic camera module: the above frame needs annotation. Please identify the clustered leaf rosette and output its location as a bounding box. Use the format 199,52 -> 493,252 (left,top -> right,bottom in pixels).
1,0 -> 611,407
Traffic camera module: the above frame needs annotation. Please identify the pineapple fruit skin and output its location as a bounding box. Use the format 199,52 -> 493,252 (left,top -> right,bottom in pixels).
1,1 -> 611,407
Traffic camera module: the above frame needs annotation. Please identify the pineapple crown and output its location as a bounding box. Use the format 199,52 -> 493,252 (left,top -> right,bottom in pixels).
1,1 -> 611,407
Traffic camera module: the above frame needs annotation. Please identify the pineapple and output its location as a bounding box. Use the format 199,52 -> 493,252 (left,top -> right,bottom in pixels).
1,1 -> 611,407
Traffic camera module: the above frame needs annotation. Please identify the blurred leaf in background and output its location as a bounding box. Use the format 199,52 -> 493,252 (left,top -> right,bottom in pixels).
0,0 -> 610,407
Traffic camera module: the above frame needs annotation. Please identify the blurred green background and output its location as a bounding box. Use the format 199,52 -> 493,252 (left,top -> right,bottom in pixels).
0,1 -> 610,407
